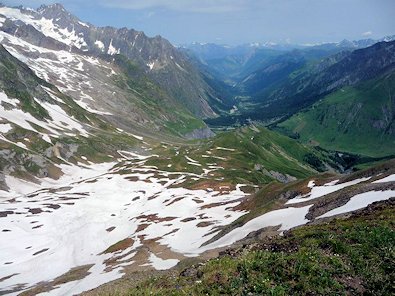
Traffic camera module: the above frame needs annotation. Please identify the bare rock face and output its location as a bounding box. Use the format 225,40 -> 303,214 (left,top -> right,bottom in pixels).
254,164 -> 297,183
184,127 -> 215,140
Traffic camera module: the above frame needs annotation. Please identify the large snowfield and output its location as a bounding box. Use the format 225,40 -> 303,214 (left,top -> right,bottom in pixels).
1,152 -> 393,295
0,154 -> 249,295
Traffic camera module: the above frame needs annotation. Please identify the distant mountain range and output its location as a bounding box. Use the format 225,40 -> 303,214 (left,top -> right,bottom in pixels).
185,38 -> 395,157
182,35 -> 395,82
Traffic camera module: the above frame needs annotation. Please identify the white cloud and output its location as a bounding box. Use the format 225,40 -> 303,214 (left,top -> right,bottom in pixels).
98,0 -> 252,13
362,31 -> 372,36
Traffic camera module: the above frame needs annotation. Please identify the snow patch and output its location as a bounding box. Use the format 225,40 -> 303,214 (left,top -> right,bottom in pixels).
107,39 -> 120,55
149,253 -> 179,270
205,205 -> 312,250
147,61 -> 155,70
318,190 -> 395,218
94,40 -> 105,51
0,123 -> 13,133
373,174 -> 395,183
287,177 -> 371,204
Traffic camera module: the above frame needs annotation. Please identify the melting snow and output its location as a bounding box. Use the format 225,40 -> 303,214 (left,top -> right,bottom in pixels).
0,123 -> 13,133
204,205 -> 312,250
148,253 -> 179,270
287,177 -> 371,204
107,39 -> 120,55
373,174 -> 395,183
147,61 -> 155,70
94,40 -> 105,51
318,190 -> 395,218
216,147 -> 235,152
185,156 -> 199,163
0,155 -> 248,294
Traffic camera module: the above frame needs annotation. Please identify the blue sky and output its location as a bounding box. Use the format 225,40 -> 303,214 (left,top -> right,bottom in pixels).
2,0 -> 394,45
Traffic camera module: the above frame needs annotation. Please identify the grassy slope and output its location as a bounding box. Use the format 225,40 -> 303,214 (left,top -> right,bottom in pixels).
277,73 -> 395,157
119,200 -> 395,296
112,55 -> 207,136
146,126 -> 328,190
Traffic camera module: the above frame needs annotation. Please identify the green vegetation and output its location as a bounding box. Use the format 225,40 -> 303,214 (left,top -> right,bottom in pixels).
0,45 -> 51,119
146,126 -> 337,190
122,202 -> 395,295
277,73 -> 395,157
112,55 -> 207,136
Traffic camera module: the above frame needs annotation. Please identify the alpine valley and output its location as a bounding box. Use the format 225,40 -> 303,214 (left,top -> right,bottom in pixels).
0,3 -> 394,296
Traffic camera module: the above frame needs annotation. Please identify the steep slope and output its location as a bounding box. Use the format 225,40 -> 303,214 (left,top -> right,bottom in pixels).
277,72 -> 395,157
239,50 -> 307,96
253,40 -> 395,120
85,159 -> 395,296
0,4 -> 217,119
118,201 -> 395,295
0,43 -> 148,192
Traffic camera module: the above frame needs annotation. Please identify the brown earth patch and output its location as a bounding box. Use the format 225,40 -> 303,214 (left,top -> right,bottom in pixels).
125,176 -> 140,182
102,238 -> 134,254
85,179 -> 98,184
136,223 -> 150,232
20,264 -> 93,296
46,163 -> 64,180
0,211 -> 14,217
193,198 -> 204,204
135,214 -> 177,223
201,198 -> 244,210
189,180 -> 235,193
33,248 -> 49,256
197,221 -> 214,228
340,159 -> 395,184
167,197 -> 184,206
180,217 -> 196,222
45,204 -> 61,210
0,273 -> 18,283
163,228 -> 180,236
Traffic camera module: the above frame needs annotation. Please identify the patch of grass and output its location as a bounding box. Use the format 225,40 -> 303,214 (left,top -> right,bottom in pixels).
277,73 -> 395,158
146,125 -> 332,190
124,202 -> 395,295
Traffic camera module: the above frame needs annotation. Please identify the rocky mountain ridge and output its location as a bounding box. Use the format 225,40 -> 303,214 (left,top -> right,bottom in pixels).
0,3 -> 218,118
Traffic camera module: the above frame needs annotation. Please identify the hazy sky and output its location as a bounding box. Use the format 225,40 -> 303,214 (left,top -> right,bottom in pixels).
2,0 -> 394,45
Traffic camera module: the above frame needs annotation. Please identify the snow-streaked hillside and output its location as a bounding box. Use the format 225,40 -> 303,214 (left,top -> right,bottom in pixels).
1,145 -> 394,295
0,4 -> 218,119
0,152 -> 248,295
